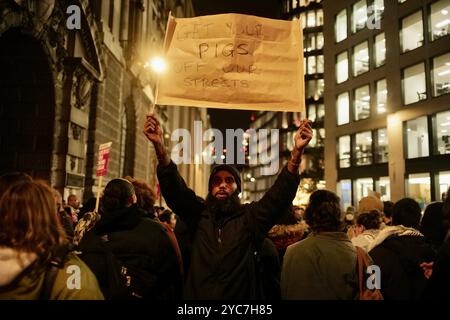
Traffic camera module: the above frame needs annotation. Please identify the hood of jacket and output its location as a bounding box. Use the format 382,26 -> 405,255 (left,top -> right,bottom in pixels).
0,247 -> 37,287
94,204 -> 147,234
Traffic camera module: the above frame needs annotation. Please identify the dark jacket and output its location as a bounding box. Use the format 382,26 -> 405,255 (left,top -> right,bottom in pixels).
157,161 -> 300,299
368,226 -> 435,300
78,204 -> 181,300
422,237 -> 450,299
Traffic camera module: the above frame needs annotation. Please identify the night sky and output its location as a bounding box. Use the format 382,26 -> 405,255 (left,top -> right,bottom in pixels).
192,0 -> 281,133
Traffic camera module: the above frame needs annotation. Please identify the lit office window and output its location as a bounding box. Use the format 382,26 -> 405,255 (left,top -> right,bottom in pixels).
317,9 -> 324,26
300,12 -> 307,29
407,173 -> 431,210
436,110 -> 450,154
337,179 -> 352,209
337,92 -> 350,125
439,171 -> 450,200
307,10 -> 316,27
355,178 -> 374,205
430,0 -> 450,41
308,56 -> 317,74
339,135 -> 351,168
305,33 -> 316,52
432,52 -> 450,97
353,41 -> 370,76
355,131 -> 373,166
375,128 -> 388,163
306,79 -> 324,99
373,0 -> 385,17
376,177 -> 391,201
352,0 -> 368,34
376,79 -> 387,114
406,116 -> 429,158
317,104 -> 325,121
403,63 -> 427,104
336,51 -> 349,83
317,55 -> 324,73
354,85 -> 371,121
317,32 -> 324,49
374,33 -> 386,67
336,9 -> 348,42
308,104 -> 317,122
309,129 -> 318,147
401,11 -> 424,53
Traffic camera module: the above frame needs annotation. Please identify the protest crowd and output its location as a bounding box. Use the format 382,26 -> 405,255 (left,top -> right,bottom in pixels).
0,112 -> 449,301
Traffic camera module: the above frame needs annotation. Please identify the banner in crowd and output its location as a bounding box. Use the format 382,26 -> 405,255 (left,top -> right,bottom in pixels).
156,13 -> 305,112
96,142 -> 112,177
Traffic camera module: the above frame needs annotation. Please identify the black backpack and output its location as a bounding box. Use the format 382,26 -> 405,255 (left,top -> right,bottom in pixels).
80,233 -> 158,300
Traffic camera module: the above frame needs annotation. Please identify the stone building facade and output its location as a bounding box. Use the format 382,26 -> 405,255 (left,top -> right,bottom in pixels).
0,0 -> 211,202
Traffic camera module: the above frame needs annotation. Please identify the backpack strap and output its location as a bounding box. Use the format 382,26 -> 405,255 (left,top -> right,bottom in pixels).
40,246 -> 70,300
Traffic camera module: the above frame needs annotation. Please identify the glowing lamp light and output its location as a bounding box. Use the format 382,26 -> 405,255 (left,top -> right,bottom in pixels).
144,57 -> 166,73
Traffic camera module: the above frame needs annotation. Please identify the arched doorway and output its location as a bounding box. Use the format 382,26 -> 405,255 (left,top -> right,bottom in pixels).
0,28 -> 55,180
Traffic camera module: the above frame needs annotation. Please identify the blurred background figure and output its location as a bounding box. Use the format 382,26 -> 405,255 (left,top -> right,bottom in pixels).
420,202 -> 446,254
349,210 -> 382,252
268,205 -> 309,263
125,176 -> 157,219
0,180 -> 103,299
53,189 -> 75,240
383,201 -> 394,227
343,206 -> 356,234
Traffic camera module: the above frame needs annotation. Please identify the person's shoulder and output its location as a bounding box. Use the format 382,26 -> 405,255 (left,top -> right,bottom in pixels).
51,252 -> 104,300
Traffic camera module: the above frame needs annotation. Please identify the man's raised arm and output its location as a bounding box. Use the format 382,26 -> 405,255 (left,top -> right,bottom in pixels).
143,113 -> 203,222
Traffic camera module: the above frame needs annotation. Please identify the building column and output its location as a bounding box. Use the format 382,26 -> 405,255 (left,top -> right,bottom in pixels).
387,113 -> 405,202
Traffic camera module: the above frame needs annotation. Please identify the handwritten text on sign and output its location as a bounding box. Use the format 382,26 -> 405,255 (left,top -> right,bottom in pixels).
156,13 -> 304,112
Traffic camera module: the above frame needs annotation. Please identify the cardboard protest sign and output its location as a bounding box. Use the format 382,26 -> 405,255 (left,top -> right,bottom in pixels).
156,13 -> 305,112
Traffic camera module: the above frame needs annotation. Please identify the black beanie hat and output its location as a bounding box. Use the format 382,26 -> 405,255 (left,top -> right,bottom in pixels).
208,164 -> 242,193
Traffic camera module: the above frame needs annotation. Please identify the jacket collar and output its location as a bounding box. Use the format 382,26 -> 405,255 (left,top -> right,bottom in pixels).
367,225 -> 423,252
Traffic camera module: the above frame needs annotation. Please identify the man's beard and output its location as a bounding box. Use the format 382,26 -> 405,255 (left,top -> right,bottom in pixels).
205,191 -> 241,222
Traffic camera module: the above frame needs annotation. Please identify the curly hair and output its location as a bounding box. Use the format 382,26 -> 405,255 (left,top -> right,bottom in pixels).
304,190 -> 343,232
356,210 -> 382,230
0,180 -> 67,268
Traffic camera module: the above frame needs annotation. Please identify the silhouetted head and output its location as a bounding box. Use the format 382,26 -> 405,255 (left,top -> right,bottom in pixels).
304,190 -> 342,232
420,201 -> 446,246
102,178 -> 136,212
392,198 -> 421,228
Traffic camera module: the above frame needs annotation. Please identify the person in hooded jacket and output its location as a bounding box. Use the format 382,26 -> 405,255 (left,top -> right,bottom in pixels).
143,112 -> 313,300
368,198 -> 435,300
0,180 -> 103,300
77,178 -> 181,300
422,187 -> 450,299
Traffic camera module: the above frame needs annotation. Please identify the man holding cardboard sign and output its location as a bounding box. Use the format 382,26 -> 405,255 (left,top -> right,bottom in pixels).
144,112 -> 312,299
